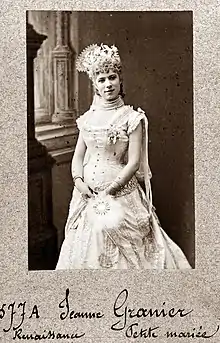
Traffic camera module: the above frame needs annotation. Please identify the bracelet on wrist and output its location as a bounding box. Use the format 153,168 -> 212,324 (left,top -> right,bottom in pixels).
73,176 -> 84,184
112,180 -> 123,190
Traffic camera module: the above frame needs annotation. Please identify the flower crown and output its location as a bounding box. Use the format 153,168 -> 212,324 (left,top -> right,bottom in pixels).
75,43 -> 122,80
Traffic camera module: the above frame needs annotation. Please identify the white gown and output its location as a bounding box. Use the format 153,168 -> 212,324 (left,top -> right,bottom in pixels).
56,96 -> 191,269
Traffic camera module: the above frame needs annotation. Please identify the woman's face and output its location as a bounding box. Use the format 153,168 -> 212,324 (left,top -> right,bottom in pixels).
94,70 -> 121,101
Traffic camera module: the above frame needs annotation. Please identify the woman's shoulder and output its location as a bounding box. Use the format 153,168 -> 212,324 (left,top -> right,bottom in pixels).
123,105 -> 148,134
122,104 -> 147,118
76,109 -> 91,130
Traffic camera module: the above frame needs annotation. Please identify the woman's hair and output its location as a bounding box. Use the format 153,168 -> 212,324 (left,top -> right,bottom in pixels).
119,82 -> 125,98
76,43 -> 122,81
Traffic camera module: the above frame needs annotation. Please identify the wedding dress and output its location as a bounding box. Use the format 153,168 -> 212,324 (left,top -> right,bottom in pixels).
56,96 -> 191,269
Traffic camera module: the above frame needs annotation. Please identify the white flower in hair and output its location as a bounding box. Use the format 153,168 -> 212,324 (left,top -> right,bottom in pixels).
111,45 -> 119,54
76,43 -> 122,80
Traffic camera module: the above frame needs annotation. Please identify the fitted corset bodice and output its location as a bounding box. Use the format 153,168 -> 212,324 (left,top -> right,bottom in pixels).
76,98 -> 147,190
82,128 -> 128,188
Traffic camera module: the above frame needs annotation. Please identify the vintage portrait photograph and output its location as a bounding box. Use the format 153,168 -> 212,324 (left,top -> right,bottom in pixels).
1,2 -> 220,342
27,10 -> 194,271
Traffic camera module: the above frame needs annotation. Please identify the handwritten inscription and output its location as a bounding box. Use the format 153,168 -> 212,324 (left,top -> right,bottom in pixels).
59,288 -> 104,320
110,289 -> 219,339
166,325 -> 220,339
0,302 -> 39,333
126,323 -> 160,338
12,328 -> 85,340
111,289 -> 193,331
0,288 -> 219,340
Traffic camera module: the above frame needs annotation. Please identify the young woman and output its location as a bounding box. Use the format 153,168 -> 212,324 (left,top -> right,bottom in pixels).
56,43 -> 191,269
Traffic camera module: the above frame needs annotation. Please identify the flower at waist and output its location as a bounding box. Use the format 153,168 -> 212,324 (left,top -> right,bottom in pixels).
86,193 -> 124,229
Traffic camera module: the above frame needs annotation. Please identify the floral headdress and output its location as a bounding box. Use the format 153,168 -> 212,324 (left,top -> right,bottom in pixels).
75,43 -> 122,80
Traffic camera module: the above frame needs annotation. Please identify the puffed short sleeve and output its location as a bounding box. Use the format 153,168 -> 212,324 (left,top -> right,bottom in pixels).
76,114 -> 85,130
127,107 -> 146,135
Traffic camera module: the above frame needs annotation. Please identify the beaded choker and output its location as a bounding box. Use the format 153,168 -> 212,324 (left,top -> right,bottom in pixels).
90,94 -> 124,111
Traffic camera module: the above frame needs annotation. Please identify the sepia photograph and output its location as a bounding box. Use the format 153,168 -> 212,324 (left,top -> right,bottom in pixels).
27,10 -> 194,270
1,2 -> 220,342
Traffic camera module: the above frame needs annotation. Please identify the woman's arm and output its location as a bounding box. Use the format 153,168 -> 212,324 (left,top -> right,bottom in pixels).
71,131 -> 93,198
71,131 -> 87,179
106,121 -> 142,195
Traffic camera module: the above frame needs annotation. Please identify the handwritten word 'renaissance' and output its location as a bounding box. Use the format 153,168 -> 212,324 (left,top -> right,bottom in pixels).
59,289 -> 104,320
111,289 -> 193,331
13,328 -> 85,340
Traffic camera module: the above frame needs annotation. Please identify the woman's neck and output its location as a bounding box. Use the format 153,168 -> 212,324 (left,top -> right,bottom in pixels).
91,94 -> 124,110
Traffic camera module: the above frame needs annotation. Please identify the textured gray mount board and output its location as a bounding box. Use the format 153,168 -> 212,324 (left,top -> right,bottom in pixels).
0,2 -> 220,343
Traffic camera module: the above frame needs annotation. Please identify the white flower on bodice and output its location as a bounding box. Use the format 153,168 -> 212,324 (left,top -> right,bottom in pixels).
107,124 -> 121,145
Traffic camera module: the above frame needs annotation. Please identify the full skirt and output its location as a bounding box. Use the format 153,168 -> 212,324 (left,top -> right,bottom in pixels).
56,184 -> 191,269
